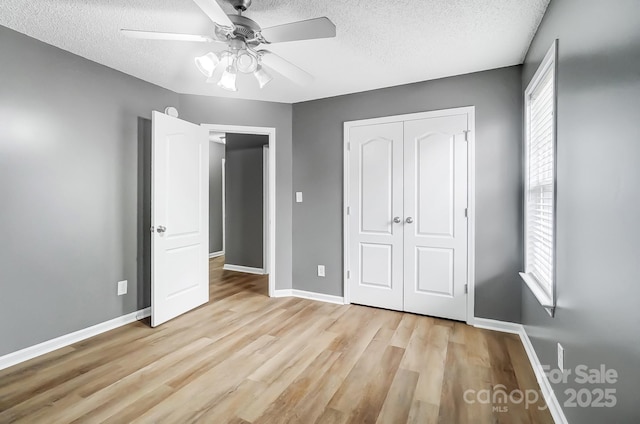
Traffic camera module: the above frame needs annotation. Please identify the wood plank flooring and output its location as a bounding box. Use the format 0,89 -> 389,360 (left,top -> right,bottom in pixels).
0,257 -> 553,423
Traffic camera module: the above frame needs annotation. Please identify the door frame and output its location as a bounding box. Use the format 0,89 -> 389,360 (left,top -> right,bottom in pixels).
263,145 -> 270,275
222,158 -> 226,254
201,123 -> 277,297
210,135 -> 226,257
342,106 -> 476,325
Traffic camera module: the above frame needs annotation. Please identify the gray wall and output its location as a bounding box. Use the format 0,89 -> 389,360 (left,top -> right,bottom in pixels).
292,66 -> 524,322
178,95 -> 293,290
224,134 -> 268,268
209,142 -> 225,254
521,1 -> 640,422
0,27 -> 179,356
0,25 -> 294,357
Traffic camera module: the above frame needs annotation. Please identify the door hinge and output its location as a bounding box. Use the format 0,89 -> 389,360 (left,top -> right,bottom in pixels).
347,206 -> 350,215
464,208 -> 468,218
347,142 -> 351,151
464,130 -> 470,142
347,270 -> 350,279
464,283 -> 468,294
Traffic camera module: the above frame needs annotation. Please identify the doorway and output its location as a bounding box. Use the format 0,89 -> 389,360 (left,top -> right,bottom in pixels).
343,107 -> 476,323
202,124 -> 277,297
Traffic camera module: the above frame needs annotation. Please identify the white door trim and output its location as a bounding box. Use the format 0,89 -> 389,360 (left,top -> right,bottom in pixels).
343,106 -> 476,325
263,145 -> 270,275
201,124 -> 276,297
221,158 -> 226,255
209,151 -> 225,257
211,133 -> 226,255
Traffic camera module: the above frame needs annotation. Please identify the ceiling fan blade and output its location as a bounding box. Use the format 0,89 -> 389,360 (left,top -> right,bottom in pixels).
121,29 -> 222,43
192,0 -> 234,28
261,17 -> 336,44
259,50 -> 314,86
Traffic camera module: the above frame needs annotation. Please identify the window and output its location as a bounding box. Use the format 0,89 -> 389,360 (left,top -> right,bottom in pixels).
520,40 -> 557,313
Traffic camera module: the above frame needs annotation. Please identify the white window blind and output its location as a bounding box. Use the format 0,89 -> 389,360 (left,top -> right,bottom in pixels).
522,41 -> 557,310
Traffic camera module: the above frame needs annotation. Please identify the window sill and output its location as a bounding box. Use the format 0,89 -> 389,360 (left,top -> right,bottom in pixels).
519,272 -> 555,317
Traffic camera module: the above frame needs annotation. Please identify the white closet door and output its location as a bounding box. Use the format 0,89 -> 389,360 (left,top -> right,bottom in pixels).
348,122 -> 404,310
403,115 -> 468,321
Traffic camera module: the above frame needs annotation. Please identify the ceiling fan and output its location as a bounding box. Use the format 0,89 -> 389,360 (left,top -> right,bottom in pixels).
121,0 -> 336,91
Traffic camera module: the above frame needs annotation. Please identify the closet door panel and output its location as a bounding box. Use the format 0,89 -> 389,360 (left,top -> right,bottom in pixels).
348,122 -> 404,311
403,115 -> 469,321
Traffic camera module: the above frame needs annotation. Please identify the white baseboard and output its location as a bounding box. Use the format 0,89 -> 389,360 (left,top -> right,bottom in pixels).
223,264 -> 265,275
209,250 -> 224,258
473,318 -> 568,424
291,289 -> 345,305
271,289 -> 344,305
518,325 -> 569,424
273,289 -> 293,298
473,317 -> 522,334
0,307 -> 150,371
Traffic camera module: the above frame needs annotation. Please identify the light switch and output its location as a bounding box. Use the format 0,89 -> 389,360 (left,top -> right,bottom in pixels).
317,265 -> 325,277
296,192 -> 303,203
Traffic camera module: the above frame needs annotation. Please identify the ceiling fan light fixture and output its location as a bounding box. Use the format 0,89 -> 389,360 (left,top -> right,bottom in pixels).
218,66 -> 238,91
126,0 -> 336,92
253,65 -> 273,89
205,74 -> 220,84
206,52 -> 232,83
236,50 -> 258,73
194,52 -> 220,77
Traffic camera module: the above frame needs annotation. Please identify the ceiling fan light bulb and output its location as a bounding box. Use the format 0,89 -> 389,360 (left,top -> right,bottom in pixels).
253,65 -> 273,89
194,52 -> 220,77
236,50 -> 258,73
218,67 -> 238,91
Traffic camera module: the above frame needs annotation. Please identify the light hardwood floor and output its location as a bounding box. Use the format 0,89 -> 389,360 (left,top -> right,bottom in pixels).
0,257 -> 553,423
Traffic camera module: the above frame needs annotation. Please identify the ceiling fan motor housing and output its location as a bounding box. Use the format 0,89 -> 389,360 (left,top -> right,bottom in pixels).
228,14 -> 262,45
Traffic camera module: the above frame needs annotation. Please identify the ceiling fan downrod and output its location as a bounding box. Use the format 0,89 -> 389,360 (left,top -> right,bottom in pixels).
229,0 -> 251,13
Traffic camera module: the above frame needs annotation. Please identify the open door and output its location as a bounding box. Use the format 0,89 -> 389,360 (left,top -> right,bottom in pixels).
152,111 -> 209,327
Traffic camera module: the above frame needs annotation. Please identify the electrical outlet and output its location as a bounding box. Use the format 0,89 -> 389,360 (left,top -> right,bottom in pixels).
296,192 -> 303,203
117,280 -> 128,296
317,265 -> 325,277
557,343 -> 565,370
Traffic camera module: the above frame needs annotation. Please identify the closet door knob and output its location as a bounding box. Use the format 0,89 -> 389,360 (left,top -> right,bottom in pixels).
393,217 -> 401,223
405,217 -> 414,224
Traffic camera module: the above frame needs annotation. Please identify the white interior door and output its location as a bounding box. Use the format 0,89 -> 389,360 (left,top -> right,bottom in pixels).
403,115 -> 468,321
152,111 -> 209,327
348,122 -> 404,310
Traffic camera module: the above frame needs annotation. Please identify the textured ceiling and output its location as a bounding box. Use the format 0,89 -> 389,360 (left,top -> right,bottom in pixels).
0,0 -> 550,103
